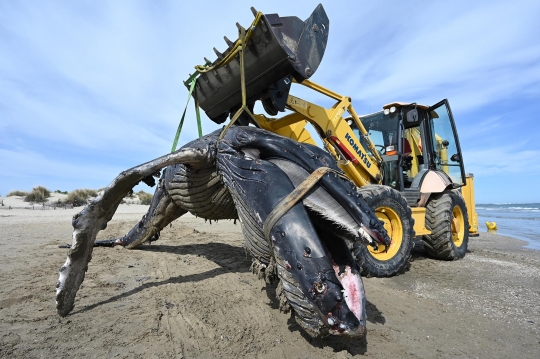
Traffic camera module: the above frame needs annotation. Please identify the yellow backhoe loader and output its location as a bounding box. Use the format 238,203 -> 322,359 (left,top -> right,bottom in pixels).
186,4 -> 479,276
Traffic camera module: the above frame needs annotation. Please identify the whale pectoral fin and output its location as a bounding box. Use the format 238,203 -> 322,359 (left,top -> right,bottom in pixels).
55,148 -> 207,317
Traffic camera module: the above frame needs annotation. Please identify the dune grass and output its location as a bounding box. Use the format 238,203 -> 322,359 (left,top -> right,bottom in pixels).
7,190 -> 29,197
66,189 -> 98,207
24,186 -> 51,203
6,186 -> 150,207
137,190 -> 153,205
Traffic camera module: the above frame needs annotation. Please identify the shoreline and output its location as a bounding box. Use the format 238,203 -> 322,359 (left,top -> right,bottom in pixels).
477,228 -> 540,251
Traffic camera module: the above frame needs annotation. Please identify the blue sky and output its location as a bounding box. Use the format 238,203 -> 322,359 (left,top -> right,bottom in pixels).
1,0 -> 539,203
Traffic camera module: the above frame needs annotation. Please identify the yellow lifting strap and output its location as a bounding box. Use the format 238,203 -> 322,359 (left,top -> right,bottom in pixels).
263,167 -> 349,242
217,25 -> 258,141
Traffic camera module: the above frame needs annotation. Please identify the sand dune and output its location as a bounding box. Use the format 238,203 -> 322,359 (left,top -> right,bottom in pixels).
0,195 -> 539,358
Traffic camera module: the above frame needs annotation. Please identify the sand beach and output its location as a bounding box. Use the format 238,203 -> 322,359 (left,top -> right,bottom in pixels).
0,195 -> 539,358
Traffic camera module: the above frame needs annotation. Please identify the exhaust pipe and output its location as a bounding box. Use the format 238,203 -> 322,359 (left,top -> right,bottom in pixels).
190,4 -> 329,124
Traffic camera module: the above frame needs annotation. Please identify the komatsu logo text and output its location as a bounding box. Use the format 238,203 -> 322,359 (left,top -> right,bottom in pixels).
345,133 -> 371,168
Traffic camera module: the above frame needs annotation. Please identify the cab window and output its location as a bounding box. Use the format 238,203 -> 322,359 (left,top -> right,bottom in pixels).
428,102 -> 464,185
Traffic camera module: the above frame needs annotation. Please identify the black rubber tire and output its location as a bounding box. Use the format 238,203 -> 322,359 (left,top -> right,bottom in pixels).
353,185 -> 414,277
423,190 -> 469,260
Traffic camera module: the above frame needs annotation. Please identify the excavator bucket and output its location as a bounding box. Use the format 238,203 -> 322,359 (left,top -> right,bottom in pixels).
191,4 -> 329,124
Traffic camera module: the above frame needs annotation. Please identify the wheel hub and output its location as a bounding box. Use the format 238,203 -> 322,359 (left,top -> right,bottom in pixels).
451,205 -> 465,247
367,206 -> 403,261
451,217 -> 461,234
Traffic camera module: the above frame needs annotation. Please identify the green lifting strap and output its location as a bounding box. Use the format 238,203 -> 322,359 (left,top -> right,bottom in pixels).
195,93 -> 203,138
171,74 -> 203,153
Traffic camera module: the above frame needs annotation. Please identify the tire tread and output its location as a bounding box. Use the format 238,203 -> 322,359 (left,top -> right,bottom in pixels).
354,185 -> 414,277
423,190 -> 469,260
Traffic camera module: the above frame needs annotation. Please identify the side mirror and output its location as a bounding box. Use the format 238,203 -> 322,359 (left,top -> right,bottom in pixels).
406,108 -> 418,123
450,153 -> 460,162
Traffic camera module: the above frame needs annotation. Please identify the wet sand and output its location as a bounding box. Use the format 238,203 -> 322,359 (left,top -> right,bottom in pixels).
1,198 -> 539,358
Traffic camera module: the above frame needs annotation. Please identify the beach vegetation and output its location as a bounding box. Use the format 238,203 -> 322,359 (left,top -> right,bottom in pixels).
24,186 -> 51,203
137,190 -> 153,205
7,190 -> 29,197
55,190 -> 68,194
66,189 -> 98,207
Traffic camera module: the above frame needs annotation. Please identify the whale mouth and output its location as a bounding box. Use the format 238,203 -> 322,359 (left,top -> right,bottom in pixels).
266,158 -> 368,336
311,213 -> 366,337
330,264 -> 364,335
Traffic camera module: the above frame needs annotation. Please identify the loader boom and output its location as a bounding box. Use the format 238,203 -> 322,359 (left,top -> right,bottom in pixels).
254,79 -> 383,187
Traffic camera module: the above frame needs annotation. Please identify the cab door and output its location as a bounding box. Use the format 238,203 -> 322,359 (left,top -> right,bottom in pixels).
426,100 -> 466,186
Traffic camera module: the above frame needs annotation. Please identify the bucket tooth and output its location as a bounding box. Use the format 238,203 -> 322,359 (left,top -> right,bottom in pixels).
213,47 -> 223,59
204,57 -> 212,65
183,74 -> 192,87
224,36 -> 234,48
250,7 -> 258,17
236,22 -> 245,33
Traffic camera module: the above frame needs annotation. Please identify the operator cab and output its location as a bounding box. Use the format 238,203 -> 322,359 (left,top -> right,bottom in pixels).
352,100 -> 466,207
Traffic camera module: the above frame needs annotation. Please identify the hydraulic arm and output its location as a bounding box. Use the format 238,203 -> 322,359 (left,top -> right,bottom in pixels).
253,79 -> 384,187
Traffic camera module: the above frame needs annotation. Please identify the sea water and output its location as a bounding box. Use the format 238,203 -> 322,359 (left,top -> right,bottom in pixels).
476,203 -> 540,250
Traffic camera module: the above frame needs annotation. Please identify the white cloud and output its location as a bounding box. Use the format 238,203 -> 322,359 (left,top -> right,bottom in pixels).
330,1 -> 540,112
464,145 -> 540,176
